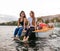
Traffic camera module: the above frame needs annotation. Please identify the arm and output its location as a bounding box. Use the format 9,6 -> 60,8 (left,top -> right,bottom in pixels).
35,18 -> 37,30
27,21 -> 30,28
24,18 -> 26,30
17,18 -> 20,27
24,18 -> 30,29
35,21 -> 37,30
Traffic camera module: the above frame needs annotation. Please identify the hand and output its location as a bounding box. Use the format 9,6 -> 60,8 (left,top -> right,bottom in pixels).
23,28 -> 25,31
27,26 -> 30,28
17,26 -> 18,27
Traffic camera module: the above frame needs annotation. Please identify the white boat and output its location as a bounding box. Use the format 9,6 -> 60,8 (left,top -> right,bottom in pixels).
35,29 -> 54,38
22,28 -> 54,38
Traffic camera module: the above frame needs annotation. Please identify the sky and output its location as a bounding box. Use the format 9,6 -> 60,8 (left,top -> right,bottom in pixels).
0,0 -> 60,18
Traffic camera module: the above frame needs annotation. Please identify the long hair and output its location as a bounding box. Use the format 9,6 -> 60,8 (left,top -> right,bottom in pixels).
20,11 -> 26,18
19,11 -> 26,22
30,11 -> 35,26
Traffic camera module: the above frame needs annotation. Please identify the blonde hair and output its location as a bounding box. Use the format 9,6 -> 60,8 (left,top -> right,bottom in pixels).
30,11 -> 35,26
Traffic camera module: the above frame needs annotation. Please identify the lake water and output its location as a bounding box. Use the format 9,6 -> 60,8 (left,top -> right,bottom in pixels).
0,26 -> 60,51
0,26 -> 18,51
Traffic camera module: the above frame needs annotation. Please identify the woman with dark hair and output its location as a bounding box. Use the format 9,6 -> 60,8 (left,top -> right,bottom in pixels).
23,11 -> 37,42
14,11 -> 27,40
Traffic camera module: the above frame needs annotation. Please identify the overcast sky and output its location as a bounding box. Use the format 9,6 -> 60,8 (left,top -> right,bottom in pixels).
0,0 -> 60,18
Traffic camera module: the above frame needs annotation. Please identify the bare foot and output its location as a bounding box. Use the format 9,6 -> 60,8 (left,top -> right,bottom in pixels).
14,37 -> 17,40
23,38 -> 27,42
23,36 -> 26,42
14,37 -> 20,40
25,36 -> 29,42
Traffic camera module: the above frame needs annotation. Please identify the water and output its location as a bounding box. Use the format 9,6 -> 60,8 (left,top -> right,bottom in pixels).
0,26 -> 60,51
0,26 -> 17,51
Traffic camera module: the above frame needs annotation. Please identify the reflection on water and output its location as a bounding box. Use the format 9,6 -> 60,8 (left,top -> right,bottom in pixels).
0,26 -> 60,51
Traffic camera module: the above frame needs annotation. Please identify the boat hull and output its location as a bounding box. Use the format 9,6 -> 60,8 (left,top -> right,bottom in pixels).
35,30 -> 53,38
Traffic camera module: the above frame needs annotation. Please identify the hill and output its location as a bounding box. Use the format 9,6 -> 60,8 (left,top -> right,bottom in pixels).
0,14 -> 18,23
37,14 -> 60,23
0,14 -> 60,25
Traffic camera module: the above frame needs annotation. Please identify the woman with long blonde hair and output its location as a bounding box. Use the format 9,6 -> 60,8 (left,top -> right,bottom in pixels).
23,11 -> 37,42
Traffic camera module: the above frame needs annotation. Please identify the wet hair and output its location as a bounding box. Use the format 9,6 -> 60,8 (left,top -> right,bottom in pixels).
20,11 -> 26,18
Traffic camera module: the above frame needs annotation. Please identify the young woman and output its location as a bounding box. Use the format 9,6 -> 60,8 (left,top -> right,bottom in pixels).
23,11 -> 37,42
14,11 -> 27,40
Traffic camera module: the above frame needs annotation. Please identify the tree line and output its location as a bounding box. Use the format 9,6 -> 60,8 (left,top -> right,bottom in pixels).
0,17 -> 60,26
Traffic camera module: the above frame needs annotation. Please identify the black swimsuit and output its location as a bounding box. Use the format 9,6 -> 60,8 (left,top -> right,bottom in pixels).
20,21 -> 24,26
